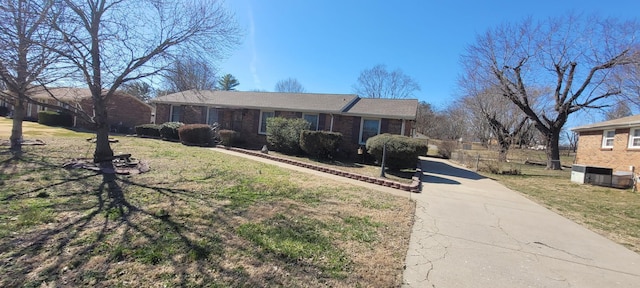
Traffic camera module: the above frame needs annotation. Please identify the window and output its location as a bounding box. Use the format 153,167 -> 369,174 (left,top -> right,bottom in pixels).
359,118 -> 380,144
207,108 -> 219,125
27,103 -> 33,117
170,105 -> 182,122
629,128 -> 640,148
602,130 -> 615,148
303,113 -> 319,131
259,111 -> 275,134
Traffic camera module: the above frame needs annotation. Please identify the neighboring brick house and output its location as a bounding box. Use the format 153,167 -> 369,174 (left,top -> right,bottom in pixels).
24,87 -> 153,132
572,114 -> 640,187
151,90 -> 418,156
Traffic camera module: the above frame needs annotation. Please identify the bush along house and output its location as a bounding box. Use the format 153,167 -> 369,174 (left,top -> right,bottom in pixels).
151,90 -> 418,158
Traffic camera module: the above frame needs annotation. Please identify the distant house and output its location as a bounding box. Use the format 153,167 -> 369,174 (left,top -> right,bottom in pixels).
571,114 -> 640,188
18,87 -> 153,132
151,90 -> 418,156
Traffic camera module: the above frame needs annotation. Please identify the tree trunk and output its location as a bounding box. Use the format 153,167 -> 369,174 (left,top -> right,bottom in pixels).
10,99 -> 25,157
545,130 -> 562,170
498,141 -> 509,162
92,97 -> 115,184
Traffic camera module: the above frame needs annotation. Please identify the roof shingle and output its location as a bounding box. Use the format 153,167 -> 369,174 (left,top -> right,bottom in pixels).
572,114 -> 640,132
152,90 -> 418,119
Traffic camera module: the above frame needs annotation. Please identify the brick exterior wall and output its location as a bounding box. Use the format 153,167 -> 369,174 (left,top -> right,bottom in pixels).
152,103 -> 415,155
23,94 -> 151,132
576,129 -> 640,173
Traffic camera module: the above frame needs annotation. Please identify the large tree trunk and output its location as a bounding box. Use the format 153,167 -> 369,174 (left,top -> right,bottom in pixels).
10,98 -> 25,157
545,129 -> 562,170
498,140 -> 509,162
92,95 -> 116,184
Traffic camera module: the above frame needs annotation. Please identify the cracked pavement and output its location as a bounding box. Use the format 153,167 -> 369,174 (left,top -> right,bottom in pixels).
402,157 -> 640,288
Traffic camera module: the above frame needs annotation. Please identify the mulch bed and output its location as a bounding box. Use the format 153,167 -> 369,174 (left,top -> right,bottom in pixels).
62,153 -> 150,175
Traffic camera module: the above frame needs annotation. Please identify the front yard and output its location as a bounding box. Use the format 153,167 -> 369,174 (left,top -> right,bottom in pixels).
0,119 -> 415,287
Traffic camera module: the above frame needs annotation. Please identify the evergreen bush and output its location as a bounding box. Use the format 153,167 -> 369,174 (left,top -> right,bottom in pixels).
218,129 -> 237,146
266,117 -> 310,155
159,122 -> 183,140
37,110 -> 73,127
299,130 -> 342,159
365,134 -> 428,170
135,124 -> 161,137
178,124 -> 215,146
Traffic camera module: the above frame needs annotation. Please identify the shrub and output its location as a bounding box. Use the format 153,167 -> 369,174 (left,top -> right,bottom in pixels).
135,124 -> 161,137
266,117 -> 310,155
437,140 -> 457,159
178,124 -> 215,146
219,129 -> 237,146
37,110 -> 73,127
159,122 -> 183,140
365,134 -> 428,170
0,106 -> 9,117
300,130 -> 342,159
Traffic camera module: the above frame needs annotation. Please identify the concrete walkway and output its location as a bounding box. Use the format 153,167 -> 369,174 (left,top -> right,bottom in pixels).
403,157 -> 640,287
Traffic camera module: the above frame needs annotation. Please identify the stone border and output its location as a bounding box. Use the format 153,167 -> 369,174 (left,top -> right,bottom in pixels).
216,146 -> 422,193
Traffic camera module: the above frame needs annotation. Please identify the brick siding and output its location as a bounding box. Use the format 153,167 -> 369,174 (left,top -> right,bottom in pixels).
24,94 -> 151,132
576,129 -> 640,173
153,103 -> 415,156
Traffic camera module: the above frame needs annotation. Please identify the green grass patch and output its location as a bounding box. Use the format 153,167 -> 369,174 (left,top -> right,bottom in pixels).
237,213 -> 351,278
0,118 -> 414,287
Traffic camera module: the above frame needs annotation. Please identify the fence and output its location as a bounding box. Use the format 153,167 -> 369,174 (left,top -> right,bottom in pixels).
449,149 -> 573,174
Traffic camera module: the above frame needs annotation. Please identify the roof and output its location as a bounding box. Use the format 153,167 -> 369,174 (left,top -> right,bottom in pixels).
153,90 -> 418,119
153,90 -> 358,113
343,98 -> 418,120
29,87 -> 93,102
27,87 -> 152,108
572,114 -> 640,132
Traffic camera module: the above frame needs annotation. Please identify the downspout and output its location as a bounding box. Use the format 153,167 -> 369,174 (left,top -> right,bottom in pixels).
330,114 -> 334,132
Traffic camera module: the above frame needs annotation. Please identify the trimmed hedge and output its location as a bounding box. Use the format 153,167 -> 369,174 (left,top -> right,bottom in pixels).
300,130 -> 342,159
178,124 -> 214,146
135,124 -> 161,137
266,117 -> 310,155
366,134 -> 428,170
159,122 -> 183,140
37,110 -> 73,127
219,129 -> 237,146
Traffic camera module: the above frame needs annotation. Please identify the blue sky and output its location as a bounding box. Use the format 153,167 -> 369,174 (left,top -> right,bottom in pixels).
218,0 -> 640,123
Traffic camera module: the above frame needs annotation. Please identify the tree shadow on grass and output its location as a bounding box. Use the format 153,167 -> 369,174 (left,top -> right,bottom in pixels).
0,165 -> 293,287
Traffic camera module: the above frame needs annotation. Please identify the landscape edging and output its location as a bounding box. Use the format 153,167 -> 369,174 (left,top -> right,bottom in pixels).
216,145 -> 422,193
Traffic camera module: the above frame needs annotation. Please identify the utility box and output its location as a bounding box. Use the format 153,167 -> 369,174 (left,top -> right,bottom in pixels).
571,164 -> 613,187
571,164 -> 586,184
612,171 -> 634,189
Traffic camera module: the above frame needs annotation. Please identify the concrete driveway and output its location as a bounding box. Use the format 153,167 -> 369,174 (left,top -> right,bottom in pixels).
402,157 -> 640,287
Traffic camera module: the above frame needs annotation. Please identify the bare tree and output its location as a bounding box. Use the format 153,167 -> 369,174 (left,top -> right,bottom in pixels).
120,81 -> 154,102
164,56 -> 217,92
428,102 -> 470,141
0,0 -> 62,156
274,77 -> 306,93
565,131 -> 579,155
604,100 -> 633,120
414,101 -> 436,136
353,64 -> 420,99
51,0 -> 240,182
461,15 -> 640,169
217,73 -> 239,91
460,86 -> 530,161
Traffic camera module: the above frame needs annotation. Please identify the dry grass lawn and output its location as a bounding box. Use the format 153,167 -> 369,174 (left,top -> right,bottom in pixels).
0,119 -> 415,287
